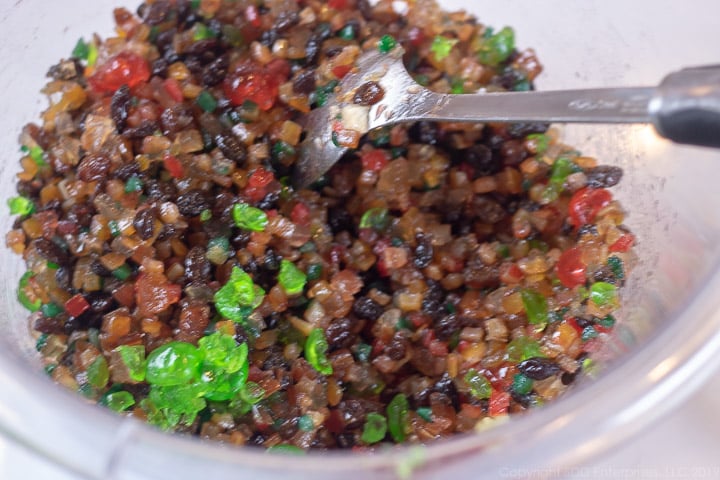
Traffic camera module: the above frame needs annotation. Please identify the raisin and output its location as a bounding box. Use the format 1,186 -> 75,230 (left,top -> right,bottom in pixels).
464,262 -> 500,290
154,29 -> 176,56
273,10 -> 299,32
160,104 -> 195,136
468,195 -> 506,223
32,239 -> 68,265
409,121 -> 440,145
151,58 -> 169,77
336,432 -> 355,449
185,246 -> 212,283
133,208 -> 157,240
517,357 -> 562,380
506,122 -> 549,138
352,296 -> 383,321
500,139 -> 527,166
326,317 -> 355,351
66,203 -> 95,227
586,165 -> 623,188
327,207 -> 354,234
186,39 -> 219,57
413,234 -> 433,269
385,332 -> 408,360
433,373 -> 459,408
90,260 -> 112,277
259,29 -> 278,47
511,390 -> 535,408
156,224 -> 177,242
462,144 -> 500,177
143,0 -> 170,25
123,120 -> 159,140
114,163 -> 140,181
357,0 -> 373,20
256,190 -> 280,210
212,191 -> 237,222
145,179 -> 177,202
434,313 -> 460,341
215,132 -> 246,164
177,189 -> 211,217
201,56 -> 229,87
77,154 -> 111,182
292,69 -> 316,95
305,23 -> 333,65
262,346 -> 287,370
86,292 -> 117,315
353,81 -> 385,106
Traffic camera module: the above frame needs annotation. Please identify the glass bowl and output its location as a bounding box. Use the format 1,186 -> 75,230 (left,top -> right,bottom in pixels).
1,0 -> 719,478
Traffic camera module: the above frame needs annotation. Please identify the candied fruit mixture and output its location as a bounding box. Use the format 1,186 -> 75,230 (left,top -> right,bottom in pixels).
7,0 -> 635,450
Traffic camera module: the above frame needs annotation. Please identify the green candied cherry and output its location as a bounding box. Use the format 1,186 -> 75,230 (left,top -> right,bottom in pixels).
124,175 -> 143,193
416,407 -> 433,422
232,202 -> 268,231
278,259 -> 307,295
18,271 -> 41,312
521,289 -> 548,325
512,373 -> 533,395
196,331 -> 250,401
464,369 -> 492,399
144,382 -> 208,429
606,256 -> 625,280
359,207 -> 390,231
477,26 -> 515,66
200,361 -> 249,401
267,444 -> 305,455
590,281 -> 617,307
101,391 -> 136,412
213,266 -> 265,323
526,133 -> 549,155
86,355 -> 110,389
72,37 -> 90,60
114,345 -> 147,382
305,328 -> 333,375
145,342 -> 203,386
306,263 -> 323,281
506,336 -> 545,362
361,412 -> 388,444
298,414 -> 314,432
196,90 -> 218,113
386,393 -> 409,443
29,145 -> 48,167
198,331 -> 248,373
8,196 -> 35,216
430,35 -> 459,61
377,34 -> 397,53
542,156 -> 579,202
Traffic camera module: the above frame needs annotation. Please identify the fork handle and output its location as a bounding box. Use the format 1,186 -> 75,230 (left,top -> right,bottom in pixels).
650,65 -> 720,148
422,66 -> 720,148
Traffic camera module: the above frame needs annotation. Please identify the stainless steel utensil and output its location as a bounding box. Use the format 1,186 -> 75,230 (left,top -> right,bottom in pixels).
293,47 -> 720,188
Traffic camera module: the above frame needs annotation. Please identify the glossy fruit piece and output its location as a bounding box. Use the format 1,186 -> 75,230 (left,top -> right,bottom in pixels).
145,341 -> 203,386
223,61 -> 282,111
556,246 -> 586,288
386,393 -> 409,442
568,187 -> 612,227
609,233 -> 635,253
135,272 -> 182,317
88,51 -> 151,94
305,328 -> 332,375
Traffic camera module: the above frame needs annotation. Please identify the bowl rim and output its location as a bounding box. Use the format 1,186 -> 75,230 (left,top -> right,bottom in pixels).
2,260 -> 720,479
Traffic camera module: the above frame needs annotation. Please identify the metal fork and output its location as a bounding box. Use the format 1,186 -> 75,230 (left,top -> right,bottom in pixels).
292,46 -> 720,189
